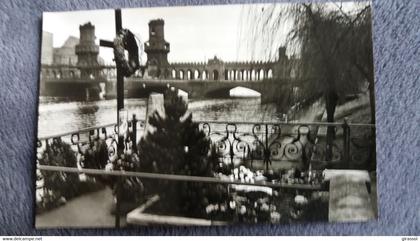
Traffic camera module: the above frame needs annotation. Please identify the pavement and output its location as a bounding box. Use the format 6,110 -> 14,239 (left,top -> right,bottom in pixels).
36,187 -> 125,228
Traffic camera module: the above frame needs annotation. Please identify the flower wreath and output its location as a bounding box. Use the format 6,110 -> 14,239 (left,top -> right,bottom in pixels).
113,29 -> 140,77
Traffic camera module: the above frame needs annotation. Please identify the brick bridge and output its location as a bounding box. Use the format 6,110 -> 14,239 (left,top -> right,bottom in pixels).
112,78 -> 292,103
40,20 -> 296,102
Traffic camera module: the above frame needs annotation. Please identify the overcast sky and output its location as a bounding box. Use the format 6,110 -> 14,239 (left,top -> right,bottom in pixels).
43,4 -> 258,65
43,2 -> 362,65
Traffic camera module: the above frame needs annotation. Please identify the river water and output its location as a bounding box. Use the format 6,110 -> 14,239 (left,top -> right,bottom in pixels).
37,97 -> 286,138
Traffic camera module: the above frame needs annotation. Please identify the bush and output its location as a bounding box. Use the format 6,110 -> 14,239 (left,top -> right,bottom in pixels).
37,139 -> 105,213
137,90 -> 227,218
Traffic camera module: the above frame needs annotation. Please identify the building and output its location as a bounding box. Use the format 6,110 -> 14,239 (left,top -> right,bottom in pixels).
41,31 -> 53,65
53,36 -> 79,65
143,19 -> 292,81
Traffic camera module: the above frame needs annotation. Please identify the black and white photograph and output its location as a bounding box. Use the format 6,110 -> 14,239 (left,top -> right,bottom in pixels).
35,2 -> 378,228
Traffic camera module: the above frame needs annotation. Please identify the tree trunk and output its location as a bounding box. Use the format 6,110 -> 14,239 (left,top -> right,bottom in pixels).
325,90 -> 338,162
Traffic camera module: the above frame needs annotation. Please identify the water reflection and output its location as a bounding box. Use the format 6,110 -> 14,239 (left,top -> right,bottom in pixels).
38,98 -> 284,137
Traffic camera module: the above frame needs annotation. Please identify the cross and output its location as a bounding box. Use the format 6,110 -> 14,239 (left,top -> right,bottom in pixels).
98,9 -> 125,228
100,9 -> 124,116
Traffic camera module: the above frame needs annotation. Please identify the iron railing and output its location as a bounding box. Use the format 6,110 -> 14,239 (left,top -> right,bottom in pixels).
35,116 -> 375,226
37,116 -> 376,172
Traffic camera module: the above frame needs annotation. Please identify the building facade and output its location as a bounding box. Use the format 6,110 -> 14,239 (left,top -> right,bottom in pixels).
143,19 -> 292,82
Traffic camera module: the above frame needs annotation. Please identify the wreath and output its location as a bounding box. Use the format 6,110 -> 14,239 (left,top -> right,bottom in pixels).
114,29 -> 140,77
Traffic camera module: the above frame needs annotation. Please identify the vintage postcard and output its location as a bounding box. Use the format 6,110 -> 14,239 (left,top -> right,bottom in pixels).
36,2 -> 377,228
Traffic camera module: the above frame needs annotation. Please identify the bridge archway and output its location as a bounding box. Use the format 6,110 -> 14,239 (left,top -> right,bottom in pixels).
202,70 -> 208,80
171,69 -> 177,79
251,69 -> 256,81
213,70 -> 219,81
267,69 -> 273,79
259,69 -> 265,80
205,84 -> 262,98
243,70 -> 248,81
194,70 -> 200,80
229,86 -> 261,97
226,70 -> 231,80
178,70 -> 184,80
187,70 -> 192,80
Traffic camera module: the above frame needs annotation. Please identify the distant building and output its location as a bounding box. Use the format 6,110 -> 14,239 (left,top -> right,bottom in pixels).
41,29 -> 104,67
40,23 -> 106,81
144,19 -> 292,81
53,36 -> 79,65
41,31 -> 53,65
40,23 -> 105,99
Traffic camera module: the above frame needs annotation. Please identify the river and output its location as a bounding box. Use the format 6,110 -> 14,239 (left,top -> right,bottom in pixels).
37,97 -> 286,138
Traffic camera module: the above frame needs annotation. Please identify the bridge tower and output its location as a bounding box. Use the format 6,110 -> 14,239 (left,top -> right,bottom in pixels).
75,22 -> 100,79
145,19 -> 170,78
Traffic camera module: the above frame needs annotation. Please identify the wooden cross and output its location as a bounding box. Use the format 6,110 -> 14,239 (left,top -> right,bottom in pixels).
98,9 -> 124,228
99,9 -> 124,117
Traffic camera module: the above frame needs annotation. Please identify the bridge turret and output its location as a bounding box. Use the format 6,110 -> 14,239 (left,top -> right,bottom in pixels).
75,22 -> 100,79
145,19 -> 170,78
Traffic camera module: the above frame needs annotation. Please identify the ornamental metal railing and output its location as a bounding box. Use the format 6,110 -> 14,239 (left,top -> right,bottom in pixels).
36,115 -> 376,173
197,120 -> 376,171
35,116 -> 375,227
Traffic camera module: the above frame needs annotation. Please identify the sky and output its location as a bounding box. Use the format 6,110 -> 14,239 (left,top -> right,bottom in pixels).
43,4 -> 253,65
42,2 -> 363,65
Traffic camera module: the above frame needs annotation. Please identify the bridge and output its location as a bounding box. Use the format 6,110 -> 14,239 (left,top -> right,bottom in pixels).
39,63 -> 116,100
40,20 -> 296,102
104,78 -> 293,103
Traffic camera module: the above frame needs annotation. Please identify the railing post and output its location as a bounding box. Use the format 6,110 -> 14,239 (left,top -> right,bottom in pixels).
132,114 -> 137,154
342,118 -> 351,169
264,124 -> 269,172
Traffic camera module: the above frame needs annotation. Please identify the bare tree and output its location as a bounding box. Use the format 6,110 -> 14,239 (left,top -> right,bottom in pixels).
240,2 -> 374,161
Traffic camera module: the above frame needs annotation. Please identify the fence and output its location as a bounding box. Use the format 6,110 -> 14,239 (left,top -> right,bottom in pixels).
35,115 -> 375,226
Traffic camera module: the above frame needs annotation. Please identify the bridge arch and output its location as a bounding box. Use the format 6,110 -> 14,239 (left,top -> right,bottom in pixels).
251,69 -> 256,81
213,70 -> 219,81
267,69 -> 273,79
171,69 -> 177,79
205,83 -> 262,98
229,86 -> 261,97
202,70 -> 208,80
243,70 -> 248,81
187,69 -> 192,80
194,69 -> 200,80
178,70 -> 184,80
259,69 -> 265,80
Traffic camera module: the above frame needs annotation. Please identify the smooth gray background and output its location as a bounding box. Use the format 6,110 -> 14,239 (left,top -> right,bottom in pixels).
0,0 -> 418,235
